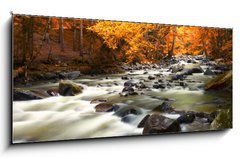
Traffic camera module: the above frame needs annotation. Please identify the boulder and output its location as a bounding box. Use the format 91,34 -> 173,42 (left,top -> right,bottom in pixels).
121,76 -> 130,80
95,103 -> 119,112
13,89 -> 42,101
58,80 -> 83,96
124,80 -> 137,87
122,86 -> 134,93
67,71 -> 81,79
211,109 -> 232,129
204,68 -> 215,75
177,112 -> 195,124
148,75 -> 155,80
171,64 -> 184,73
205,71 -> 232,91
143,114 -> 181,134
136,82 -> 148,89
137,114 -> 150,128
152,101 -> 174,112
171,74 -> 185,81
195,111 -> 218,123
153,83 -> 166,89
45,72 -> 58,80
181,64 -> 203,75
46,89 -> 59,96
90,99 -> 107,104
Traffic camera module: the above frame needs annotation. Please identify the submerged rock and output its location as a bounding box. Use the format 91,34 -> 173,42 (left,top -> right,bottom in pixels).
205,71 -> 232,91
114,107 -> 142,117
58,80 -> 83,96
143,114 -> 181,135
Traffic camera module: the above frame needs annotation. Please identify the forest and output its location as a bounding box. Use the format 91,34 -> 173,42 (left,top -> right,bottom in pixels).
12,14 -> 232,143
13,15 -> 232,80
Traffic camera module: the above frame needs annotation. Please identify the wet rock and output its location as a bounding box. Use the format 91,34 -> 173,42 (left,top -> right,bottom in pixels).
148,75 -> 155,80
143,71 -> 148,74
153,83 -> 166,89
46,89 -> 59,96
13,89 -> 42,101
171,74 -> 185,81
181,64 -> 203,75
45,72 -> 58,80
204,68 -> 215,75
58,80 -> 83,96
143,114 -> 181,134
121,76 -> 130,80
95,103 -> 119,112
211,109 -> 232,129
136,82 -> 148,89
195,111 -> 219,123
171,64 -> 184,73
124,80 -> 137,87
152,101 -> 174,112
67,71 -> 81,79
137,114 -> 150,128
177,112 -> 195,124
205,71 -> 232,91
90,99 -> 107,104
179,81 -> 188,87
122,86 -> 134,93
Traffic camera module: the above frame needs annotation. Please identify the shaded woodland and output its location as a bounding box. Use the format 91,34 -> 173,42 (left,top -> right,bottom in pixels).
13,15 -> 232,82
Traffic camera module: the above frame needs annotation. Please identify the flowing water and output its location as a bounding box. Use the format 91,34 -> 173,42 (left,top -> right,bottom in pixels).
13,62 -> 232,143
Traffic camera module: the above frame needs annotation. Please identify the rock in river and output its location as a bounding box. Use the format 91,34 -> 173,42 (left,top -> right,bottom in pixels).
152,101 -> 174,112
13,89 -> 42,101
59,80 -> 83,96
180,64 -> 203,75
177,111 -> 195,124
204,68 -> 215,75
205,71 -> 232,91
143,114 -> 181,135
95,103 -> 119,112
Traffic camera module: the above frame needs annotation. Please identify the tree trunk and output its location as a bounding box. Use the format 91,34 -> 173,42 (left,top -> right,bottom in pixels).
168,26 -> 176,59
73,20 -> 77,51
90,20 -> 94,56
59,17 -> 64,52
79,20 -> 83,57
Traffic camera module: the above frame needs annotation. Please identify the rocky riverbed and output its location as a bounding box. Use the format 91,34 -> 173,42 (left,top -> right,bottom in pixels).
13,55 -> 232,143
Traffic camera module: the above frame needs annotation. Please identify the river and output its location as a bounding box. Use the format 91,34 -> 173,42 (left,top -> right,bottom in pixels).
12,60 -> 232,143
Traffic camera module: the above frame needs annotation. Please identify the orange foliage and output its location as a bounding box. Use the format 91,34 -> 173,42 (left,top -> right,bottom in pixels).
89,21 -> 232,63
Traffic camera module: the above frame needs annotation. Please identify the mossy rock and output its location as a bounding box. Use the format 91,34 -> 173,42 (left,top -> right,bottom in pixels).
59,80 -> 83,96
211,109 -> 232,130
